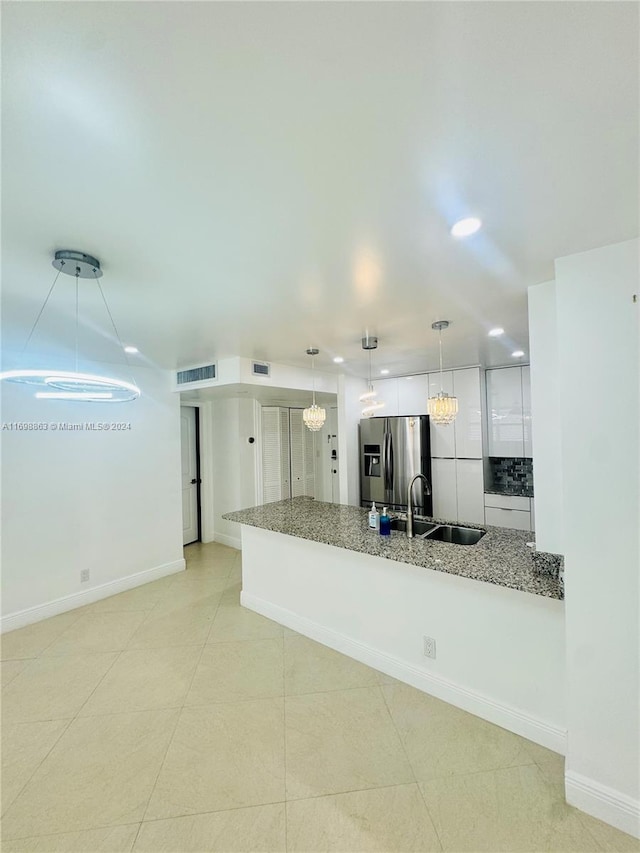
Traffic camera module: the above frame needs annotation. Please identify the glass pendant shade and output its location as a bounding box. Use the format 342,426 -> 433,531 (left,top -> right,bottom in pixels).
361,398 -> 385,418
303,403 -> 326,431
427,391 -> 459,425
303,347 -> 326,431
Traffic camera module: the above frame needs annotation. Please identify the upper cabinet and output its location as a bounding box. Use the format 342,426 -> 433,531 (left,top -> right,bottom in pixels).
486,366 -> 532,458
452,367 -> 482,459
369,368 -> 484,460
372,378 -> 399,416
397,374 -> 429,417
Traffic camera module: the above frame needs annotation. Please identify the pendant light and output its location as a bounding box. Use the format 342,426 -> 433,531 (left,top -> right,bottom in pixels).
303,348 -> 326,431
427,320 -> 458,425
0,251 -> 140,402
359,335 -> 385,417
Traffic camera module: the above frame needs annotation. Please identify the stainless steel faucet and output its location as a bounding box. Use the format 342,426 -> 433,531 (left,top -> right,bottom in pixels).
407,473 -> 432,538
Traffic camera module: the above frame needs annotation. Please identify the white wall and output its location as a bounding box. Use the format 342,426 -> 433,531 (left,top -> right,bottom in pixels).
528,280 -> 564,554
553,240 -> 639,836
1,366 -> 184,629
337,374 -> 368,506
242,526 -> 566,752
208,397 -> 260,549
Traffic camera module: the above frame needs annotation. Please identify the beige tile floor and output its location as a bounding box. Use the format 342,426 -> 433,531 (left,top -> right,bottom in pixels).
2,542 -> 638,853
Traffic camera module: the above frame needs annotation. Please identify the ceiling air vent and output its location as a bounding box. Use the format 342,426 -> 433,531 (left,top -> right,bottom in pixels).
252,361 -> 271,377
176,363 -> 216,385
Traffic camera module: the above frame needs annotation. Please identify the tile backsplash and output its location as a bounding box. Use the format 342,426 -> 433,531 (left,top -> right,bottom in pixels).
488,457 -> 534,497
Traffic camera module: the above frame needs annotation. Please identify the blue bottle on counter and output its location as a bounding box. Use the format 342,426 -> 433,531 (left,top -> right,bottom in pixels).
379,507 -> 391,536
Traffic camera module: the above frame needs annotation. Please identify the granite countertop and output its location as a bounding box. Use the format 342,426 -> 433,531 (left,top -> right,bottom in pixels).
224,497 -> 563,601
485,486 -> 535,498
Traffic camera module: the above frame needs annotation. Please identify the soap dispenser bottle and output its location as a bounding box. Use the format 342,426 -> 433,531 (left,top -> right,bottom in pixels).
379,507 -> 391,536
368,502 -> 380,531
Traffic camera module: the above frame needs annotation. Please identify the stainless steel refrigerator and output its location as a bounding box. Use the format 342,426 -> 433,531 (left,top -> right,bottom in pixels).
359,416 -> 433,515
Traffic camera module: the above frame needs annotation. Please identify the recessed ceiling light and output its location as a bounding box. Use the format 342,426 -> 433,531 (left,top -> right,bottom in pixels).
451,217 -> 482,238
512,350 -> 525,358
124,345 -> 139,354
488,328 -> 504,337
333,356 -> 344,364
380,369 -> 390,375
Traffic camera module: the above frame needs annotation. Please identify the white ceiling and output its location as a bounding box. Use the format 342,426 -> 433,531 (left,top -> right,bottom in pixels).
2,1 -> 638,379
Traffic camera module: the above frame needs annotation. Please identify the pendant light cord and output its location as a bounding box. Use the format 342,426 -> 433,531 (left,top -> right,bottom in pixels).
94,269 -> 136,384
75,272 -> 79,373
311,352 -> 316,406
439,329 -> 444,393
21,267 -> 62,354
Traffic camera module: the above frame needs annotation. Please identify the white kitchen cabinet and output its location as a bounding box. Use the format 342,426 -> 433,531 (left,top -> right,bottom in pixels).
486,367 -> 526,458
484,492 -> 532,531
397,374 -> 429,416
372,378 -> 399,416
427,371 -> 455,458
431,458 -> 457,520
485,506 -> 531,531
522,366 -> 532,458
455,459 -> 485,524
452,367 -> 483,459
484,493 -> 530,511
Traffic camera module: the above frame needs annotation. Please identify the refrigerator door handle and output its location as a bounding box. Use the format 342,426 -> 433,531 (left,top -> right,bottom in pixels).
387,429 -> 394,493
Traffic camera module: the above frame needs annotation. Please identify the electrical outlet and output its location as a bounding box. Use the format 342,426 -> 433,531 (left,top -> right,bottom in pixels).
423,636 -> 436,659
80,569 -> 90,583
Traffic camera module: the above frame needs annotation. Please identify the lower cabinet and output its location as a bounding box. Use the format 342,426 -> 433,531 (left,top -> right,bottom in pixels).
456,459 -> 485,525
484,493 -> 533,531
431,458 -> 485,525
431,458 -> 457,520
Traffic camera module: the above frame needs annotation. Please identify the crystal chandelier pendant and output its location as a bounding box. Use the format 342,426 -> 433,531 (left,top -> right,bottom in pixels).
427,320 -> 458,426
303,402 -> 326,431
427,390 -> 459,425
303,348 -> 326,432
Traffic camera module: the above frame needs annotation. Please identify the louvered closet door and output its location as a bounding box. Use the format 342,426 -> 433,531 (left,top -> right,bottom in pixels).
289,409 -> 306,497
279,408 -> 291,498
261,407 -> 283,502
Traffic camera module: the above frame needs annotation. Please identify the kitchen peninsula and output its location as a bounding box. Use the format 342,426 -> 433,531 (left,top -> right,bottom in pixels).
224,497 -> 566,753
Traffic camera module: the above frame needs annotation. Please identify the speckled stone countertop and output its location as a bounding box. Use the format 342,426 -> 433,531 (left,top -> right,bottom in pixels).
485,486 -> 534,498
224,498 -> 563,601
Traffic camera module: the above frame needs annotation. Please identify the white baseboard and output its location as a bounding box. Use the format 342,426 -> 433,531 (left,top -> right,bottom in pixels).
213,532 -> 241,550
241,592 -> 566,755
566,771 -> 640,839
1,559 -> 186,634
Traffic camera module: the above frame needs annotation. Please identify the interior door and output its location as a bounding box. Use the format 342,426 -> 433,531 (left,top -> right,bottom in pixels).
180,406 -> 199,545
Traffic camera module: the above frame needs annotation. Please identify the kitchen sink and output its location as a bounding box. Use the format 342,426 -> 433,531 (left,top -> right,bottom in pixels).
390,517 -> 438,537
390,517 -> 485,545
426,525 -> 486,545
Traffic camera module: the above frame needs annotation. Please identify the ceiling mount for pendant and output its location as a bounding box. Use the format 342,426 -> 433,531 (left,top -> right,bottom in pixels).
431,320 -> 450,333
52,250 -> 103,279
306,347 -> 319,357
361,335 -> 378,350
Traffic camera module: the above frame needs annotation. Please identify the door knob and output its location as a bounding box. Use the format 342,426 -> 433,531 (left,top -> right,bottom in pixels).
190,478 -> 199,484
